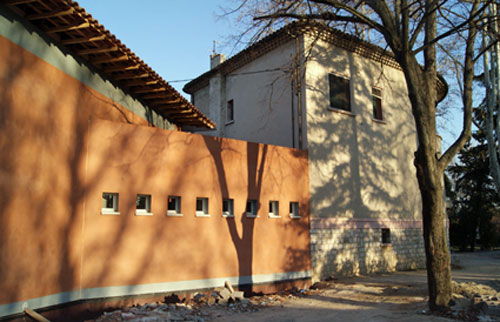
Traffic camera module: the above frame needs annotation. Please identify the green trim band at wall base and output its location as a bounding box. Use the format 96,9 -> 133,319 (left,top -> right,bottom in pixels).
0,270 -> 311,318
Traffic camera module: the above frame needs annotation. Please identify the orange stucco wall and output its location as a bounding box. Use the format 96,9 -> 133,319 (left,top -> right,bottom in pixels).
0,34 -> 310,310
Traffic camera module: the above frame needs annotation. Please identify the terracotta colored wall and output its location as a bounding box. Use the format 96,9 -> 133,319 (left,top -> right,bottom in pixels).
0,34 -> 151,306
0,34 -> 310,315
84,120 -> 310,289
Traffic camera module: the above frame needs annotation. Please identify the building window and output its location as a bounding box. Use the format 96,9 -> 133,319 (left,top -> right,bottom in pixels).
167,196 -> 182,216
226,99 -> 234,124
246,200 -> 258,217
289,202 -> 300,218
381,228 -> 391,244
136,194 -> 152,216
222,198 -> 234,217
372,87 -> 383,120
329,73 -> 351,111
101,192 -> 119,215
269,200 -> 280,218
196,197 -> 210,217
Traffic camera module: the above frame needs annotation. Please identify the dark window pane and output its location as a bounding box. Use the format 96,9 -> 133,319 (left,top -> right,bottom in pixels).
227,100 -> 234,122
168,197 -> 176,211
372,96 -> 382,120
382,228 -> 391,244
196,199 -> 203,211
103,194 -> 114,208
136,195 -> 146,209
329,74 -> 350,111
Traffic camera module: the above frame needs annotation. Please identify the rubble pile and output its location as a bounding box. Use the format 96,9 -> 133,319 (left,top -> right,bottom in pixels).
448,281 -> 500,320
91,281 -> 307,321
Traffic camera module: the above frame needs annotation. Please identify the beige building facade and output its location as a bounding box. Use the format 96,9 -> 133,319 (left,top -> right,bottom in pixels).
185,22 -> 427,280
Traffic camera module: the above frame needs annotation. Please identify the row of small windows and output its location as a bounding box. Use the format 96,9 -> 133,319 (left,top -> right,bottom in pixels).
101,193 -> 301,219
328,73 -> 383,121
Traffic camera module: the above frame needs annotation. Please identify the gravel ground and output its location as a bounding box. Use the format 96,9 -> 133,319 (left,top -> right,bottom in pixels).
89,250 -> 500,322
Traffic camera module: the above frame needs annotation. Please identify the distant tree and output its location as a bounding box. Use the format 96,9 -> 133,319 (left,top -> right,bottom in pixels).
448,120 -> 500,251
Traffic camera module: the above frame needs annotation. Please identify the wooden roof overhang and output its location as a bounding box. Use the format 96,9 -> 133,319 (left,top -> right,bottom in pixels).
3,0 -> 215,129
184,21 -> 447,102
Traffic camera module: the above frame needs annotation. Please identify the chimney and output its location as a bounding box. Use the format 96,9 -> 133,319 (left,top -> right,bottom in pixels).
210,53 -> 226,69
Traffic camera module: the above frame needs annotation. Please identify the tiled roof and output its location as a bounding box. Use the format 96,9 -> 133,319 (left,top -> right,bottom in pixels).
184,21 -> 447,102
3,0 -> 215,129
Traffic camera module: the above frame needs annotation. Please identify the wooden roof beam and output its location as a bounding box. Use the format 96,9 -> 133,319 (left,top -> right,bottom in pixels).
172,117 -> 206,123
141,93 -> 174,100
163,110 -> 195,118
147,98 -> 178,105
46,21 -> 90,34
91,55 -> 129,64
61,34 -> 106,45
121,79 -> 159,87
76,45 -> 119,55
103,64 -> 142,73
113,71 -> 149,80
168,113 -> 197,120
4,0 -> 36,5
132,87 -> 167,94
154,100 -> 185,108
26,7 -> 75,20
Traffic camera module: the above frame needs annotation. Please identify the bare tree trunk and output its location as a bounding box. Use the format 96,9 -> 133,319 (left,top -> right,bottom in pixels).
483,3 -> 500,198
403,61 -> 452,309
416,154 -> 451,309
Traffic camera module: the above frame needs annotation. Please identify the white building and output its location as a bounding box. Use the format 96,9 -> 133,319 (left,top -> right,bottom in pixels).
184,22 -> 445,280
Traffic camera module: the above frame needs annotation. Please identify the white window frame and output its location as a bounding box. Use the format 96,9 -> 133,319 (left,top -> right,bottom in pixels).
196,197 -> 210,217
136,194 -> 152,216
222,198 -> 234,217
246,200 -> 258,218
289,201 -> 300,219
167,195 -> 182,217
101,192 -> 120,215
268,200 -> 280,218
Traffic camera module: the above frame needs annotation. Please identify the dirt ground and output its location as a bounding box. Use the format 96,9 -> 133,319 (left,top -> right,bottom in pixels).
92,251 -> 500,322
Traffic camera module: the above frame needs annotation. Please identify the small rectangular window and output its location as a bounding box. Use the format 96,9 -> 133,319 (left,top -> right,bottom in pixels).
101,192 -> 119,215
372,87 -> 383,120
246,200 -> 258,217
136,194 -> 152,216
381,228 -> 391,244
222,198 -> 234,217
289,202 -> 300,218
329,73 -> 351,111
167,196 -> 182,216
196,197 -> 210,217
226,99 -> 234,123
269,200 -> 280,218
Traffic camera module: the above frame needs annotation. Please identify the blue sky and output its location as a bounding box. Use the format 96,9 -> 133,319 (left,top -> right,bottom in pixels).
77,0 -> 233,96
77,0 -> 463,150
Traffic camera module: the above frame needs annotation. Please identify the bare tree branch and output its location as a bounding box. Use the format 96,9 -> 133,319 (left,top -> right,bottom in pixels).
439,0 -> 480,170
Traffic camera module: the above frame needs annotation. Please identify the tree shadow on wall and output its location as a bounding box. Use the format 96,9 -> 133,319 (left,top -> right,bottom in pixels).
202,136 -> 268,293
303,38 -> 423,279
0,29 -> 190,313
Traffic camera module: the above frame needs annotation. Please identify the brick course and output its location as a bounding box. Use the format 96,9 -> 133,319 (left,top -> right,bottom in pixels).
310,228 -> 426,280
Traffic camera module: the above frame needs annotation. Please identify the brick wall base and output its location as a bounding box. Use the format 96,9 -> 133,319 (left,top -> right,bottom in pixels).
310,228 -> 426,281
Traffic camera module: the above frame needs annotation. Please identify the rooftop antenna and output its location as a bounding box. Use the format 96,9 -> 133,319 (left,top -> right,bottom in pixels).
212,40 -> 218,55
